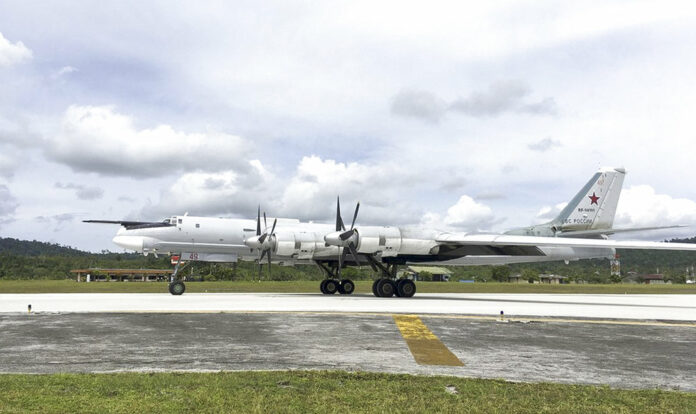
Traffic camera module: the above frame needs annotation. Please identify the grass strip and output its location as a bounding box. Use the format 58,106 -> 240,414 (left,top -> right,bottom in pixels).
0,371 -> 694,414
1,280 -> 696,294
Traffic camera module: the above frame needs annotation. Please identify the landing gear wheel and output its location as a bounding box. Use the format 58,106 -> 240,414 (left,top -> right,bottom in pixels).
397,279 -> 416,298
395,279 -> 404,297
324,279 -> 339,294
376,279 -> 396,297
168,281 -> 185,295
372,279 -> 381,297
339,279 -> 355,295
320,279 -> 329,294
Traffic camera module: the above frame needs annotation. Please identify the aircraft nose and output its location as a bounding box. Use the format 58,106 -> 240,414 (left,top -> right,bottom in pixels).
112,235 -> 144,252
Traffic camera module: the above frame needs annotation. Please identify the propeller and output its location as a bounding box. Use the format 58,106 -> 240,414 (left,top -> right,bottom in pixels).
245,206 -> 277,280
325,197 -> 361,276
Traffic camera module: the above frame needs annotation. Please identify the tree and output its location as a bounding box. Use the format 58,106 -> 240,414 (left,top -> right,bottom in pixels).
522,268 -> 538,283
490,266 -> 510,282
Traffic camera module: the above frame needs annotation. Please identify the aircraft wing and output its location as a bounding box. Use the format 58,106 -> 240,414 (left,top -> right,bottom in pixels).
556,225 -> 687,238
435,233 -> 696,251
83,220 -> 174,230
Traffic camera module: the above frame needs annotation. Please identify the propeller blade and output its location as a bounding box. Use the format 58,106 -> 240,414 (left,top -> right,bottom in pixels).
256,206 -> 261,236
336,196 -> 345,231
263,211 -> 267,229
339,229 -> 355,241
350,202 -> 360,230
270,218 -> 277,235
260,249 -> 268,261
267,250 -> 272,279
259,233 -> 268,244
347,243 -> 361,267
337,246 -> 344,276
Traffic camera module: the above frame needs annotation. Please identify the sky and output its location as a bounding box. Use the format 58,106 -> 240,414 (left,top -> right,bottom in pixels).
1,0 -> 696,252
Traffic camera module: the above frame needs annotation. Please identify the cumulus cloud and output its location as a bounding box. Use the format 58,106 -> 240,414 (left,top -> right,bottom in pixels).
421,195 -> 499,232
391,81 -> 557,122
535,202 -> 568,222
141,156 -> 422,225
45,105 -> 250,177
0,32 -> 32,67
615,185 -> 696,228
390,90 -> 447,123
55,182 -> 104,200
528,137 -> 562,152
140,160 -> 274,218
278,156 -> 420,223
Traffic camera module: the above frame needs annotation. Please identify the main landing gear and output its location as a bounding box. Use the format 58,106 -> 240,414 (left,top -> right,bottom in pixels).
168,255 -> 186,296
366,259 -> 416,298
315,262 -> 355,295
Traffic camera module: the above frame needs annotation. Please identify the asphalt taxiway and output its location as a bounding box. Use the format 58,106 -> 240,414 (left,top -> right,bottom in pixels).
1,293 -> 694,391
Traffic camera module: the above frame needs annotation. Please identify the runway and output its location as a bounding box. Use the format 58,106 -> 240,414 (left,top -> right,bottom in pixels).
1,312 -> 695,391
1,293 -> 694,391
1,292 -> 696,321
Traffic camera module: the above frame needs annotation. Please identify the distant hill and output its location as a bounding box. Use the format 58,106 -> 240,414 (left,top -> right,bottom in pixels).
0,237 -> 89,257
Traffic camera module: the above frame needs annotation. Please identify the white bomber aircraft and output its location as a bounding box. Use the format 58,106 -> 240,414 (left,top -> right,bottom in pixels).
86,167 -> 696,297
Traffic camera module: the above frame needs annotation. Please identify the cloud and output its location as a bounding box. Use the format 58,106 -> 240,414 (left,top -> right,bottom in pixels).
528,137 -> 562,152
390,90 -> 447,123
615,185 -> 696,228
421,195 -> 499,232
0,185 -> 18,216
391,81 -> 557,123
0,32 -> 32,67
55,182 -> 104,200
50,66 -> 78,80
141,156 -> 422,225
535,202 -> 568,222
0,185 -> 18,229
450,80 -> 557,117
140,160 -> 274,218
0,152 -> 18,178
44,105 -> 250,178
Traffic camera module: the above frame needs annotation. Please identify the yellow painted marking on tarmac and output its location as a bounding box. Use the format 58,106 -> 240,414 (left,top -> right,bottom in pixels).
392,314 -> 464,367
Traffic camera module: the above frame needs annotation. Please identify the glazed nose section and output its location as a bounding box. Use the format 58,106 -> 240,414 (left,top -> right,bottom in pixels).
112,235 -> 144,252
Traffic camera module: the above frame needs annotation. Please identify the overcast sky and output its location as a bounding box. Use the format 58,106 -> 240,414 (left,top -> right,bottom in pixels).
2,1 -> 696,252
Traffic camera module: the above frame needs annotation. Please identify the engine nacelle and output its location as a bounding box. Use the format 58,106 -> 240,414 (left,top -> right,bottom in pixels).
356,226 -> 401,256
274,231 -> 319,259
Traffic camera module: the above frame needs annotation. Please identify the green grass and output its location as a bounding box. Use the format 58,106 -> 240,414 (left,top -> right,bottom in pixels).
0,371 -> 693,413
1,279 -> 696,294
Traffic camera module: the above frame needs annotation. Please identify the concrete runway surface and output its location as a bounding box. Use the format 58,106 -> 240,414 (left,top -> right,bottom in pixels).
1,293 -> 694,391
1,292 -> 696,320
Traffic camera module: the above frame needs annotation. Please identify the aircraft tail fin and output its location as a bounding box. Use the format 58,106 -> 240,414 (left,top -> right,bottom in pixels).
551,167 -> 626,231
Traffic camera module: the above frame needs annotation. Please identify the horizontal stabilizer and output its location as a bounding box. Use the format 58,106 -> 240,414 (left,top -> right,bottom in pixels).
436,233 -> 696,251
557,225 -> 688,238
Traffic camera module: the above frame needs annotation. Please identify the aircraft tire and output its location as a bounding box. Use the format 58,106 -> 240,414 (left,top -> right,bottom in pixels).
376,279 -> 395,298
395,279 -> 404,297
398,279 -> 416,298
169,281 -> 185,296
325,279 -> 339,294
320,279 -> 328,294
372,279 -> 381,297
339,279 -> 355,295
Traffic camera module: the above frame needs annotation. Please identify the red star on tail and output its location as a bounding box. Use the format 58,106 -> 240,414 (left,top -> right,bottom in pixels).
588,192 -> 600,205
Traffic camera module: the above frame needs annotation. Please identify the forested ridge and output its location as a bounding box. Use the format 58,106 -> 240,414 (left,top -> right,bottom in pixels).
1,236 -> 695,282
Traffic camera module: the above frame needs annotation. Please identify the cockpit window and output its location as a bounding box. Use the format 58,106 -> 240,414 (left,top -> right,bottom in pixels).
163,219 -> 170,224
